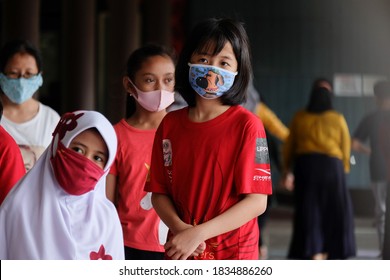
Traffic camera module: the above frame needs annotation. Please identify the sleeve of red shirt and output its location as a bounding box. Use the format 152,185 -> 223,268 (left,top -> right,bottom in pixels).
108,157 -> 118,176
108,123 -> 120,176
0,129 -> 26,205
146,122 -> 169,194
234,117 -> 273,195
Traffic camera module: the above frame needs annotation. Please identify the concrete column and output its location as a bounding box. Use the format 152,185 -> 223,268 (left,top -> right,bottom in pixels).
142,0 -> 172,47
105,0 -> 141,123
1,0 -> 41,46
61,0 -> 96,112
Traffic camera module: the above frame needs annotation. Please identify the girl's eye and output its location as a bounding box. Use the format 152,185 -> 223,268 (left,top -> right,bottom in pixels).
71,147 -> 84,154
165,77 -> 174,84
94,155 -> 104,162
144,78 -> 155,83
198,58 -> 208,64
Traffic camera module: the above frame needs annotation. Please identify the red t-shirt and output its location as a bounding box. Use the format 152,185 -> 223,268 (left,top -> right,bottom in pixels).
0,126 -> 25,205
110,119 -> 166,252
146,106 -> 272,259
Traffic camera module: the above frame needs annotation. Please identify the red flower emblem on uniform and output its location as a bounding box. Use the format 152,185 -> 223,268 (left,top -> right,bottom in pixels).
89,245 -> 113,260
52,112 -> 84,141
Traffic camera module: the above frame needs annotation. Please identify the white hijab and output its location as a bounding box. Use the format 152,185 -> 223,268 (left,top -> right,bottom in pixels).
0,110 -> 124,260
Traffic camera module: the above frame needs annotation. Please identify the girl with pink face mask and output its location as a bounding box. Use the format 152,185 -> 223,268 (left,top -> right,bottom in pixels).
106,44 -> 175,260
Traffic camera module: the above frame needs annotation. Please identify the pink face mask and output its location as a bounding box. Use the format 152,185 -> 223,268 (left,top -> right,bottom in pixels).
130,80 -> 175,112
51,142 -> 105,196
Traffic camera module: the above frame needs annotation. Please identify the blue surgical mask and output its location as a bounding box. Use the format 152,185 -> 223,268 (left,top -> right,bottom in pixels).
0,73 -> 43,104
188,63 -> 237,99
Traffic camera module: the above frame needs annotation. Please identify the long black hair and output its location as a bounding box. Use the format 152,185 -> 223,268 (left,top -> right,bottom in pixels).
175,17 -> 252,107
306,87 -> 333,113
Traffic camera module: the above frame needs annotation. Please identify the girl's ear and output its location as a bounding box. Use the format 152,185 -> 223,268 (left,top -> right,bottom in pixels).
122,76 -> 136,96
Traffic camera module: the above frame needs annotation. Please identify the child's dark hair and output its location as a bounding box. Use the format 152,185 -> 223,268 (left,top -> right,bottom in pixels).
0,39 -> 42,73
175,17 -> 252,107
125,44 -> 175,80
125,44 -> 176,117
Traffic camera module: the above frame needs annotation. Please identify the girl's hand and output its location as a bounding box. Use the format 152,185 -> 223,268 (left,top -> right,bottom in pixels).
164,226 -> 205,260
191,241 -> 206,257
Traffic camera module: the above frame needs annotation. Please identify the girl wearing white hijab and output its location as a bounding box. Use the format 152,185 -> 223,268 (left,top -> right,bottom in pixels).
0,110 -> 124,260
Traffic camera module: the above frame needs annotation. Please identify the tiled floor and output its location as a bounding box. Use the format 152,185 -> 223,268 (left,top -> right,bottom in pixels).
261,205 -> 381,260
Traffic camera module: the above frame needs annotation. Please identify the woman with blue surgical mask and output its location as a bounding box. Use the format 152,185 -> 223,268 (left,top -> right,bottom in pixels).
0,39 -> 60,172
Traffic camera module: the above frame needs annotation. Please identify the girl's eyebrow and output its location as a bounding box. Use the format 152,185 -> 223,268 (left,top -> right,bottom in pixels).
141,73 -> 156,77
220,55 -> 234,60
70,141 -> 86,148
96,150 -> 107,158
221,54 -> 235,59
194,51 -> 211,56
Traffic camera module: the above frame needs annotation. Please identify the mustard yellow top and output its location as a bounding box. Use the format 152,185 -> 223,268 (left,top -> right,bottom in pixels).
256,102 -> 289,142
282,110 -> 351,173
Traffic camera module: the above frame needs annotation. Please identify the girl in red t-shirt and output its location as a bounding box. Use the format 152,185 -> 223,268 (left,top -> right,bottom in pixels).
146,17 -> 272,260
106,44 -> 176,260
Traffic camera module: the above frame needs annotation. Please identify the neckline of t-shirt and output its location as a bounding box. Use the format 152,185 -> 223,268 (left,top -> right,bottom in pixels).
180,106 -> 237,129
1,102 -> 42,127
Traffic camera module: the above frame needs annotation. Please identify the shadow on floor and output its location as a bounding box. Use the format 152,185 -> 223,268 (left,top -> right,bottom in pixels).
261,203 -> 381,260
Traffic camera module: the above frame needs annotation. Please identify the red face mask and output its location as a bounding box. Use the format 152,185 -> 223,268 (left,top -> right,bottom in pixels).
51,142 -> 105,196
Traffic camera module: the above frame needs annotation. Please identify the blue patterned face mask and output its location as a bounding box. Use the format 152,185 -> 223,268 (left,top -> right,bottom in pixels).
188,63 -> 238,99
0,73 -> 43,104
